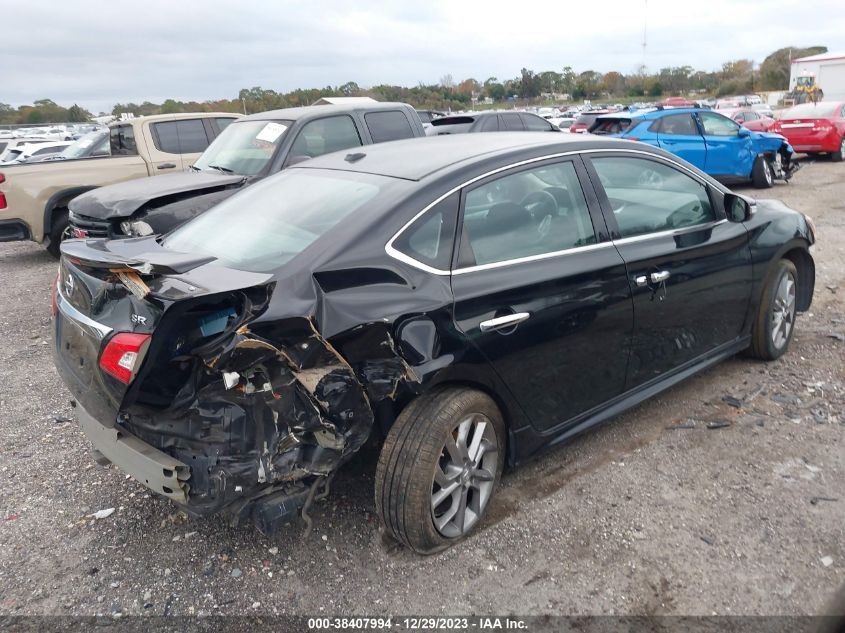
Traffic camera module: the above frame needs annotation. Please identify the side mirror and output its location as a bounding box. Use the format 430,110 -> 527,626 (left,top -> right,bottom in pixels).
725,193 -> 754,222
737,127 -> 751,137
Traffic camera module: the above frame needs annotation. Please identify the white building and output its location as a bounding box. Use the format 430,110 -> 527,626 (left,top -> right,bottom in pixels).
790,51 -> 845,101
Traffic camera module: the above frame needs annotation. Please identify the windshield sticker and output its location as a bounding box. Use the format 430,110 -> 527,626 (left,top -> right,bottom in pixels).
255,122 -> 287,143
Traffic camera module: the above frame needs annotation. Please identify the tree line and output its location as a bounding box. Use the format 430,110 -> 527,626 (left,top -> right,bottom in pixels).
0,45 -> 827,124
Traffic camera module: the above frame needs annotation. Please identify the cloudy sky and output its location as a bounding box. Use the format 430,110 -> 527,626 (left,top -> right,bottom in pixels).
3,0 -> 843,113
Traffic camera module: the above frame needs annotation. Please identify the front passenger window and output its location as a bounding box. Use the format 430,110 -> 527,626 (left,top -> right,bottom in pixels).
699,112 -> 741,136
591,157 -> 715,238
461,161 -> 596,266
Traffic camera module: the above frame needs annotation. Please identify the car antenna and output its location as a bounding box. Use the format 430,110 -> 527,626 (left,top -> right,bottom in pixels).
344,152 -> 366,162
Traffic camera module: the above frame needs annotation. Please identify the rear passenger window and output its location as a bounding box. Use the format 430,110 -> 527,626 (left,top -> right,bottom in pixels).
460,161 -> 596,266
501,113 -> 524,131
288,115 -> 362,161
392,193 -> 458,270
522,114 -> 552,131
479,115 -> 500,132
658,114 -> 699,135
591,156 -> 715,238
153,119 -> 209,154
364,111 -> 415,143
110,125 -> 137,156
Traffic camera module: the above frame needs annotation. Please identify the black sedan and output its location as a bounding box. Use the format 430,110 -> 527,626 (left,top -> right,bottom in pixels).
53,133 -> 815,553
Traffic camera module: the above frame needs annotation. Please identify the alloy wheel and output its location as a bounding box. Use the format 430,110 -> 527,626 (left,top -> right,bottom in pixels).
431,413 -> 499,538
771,271 -> 796,350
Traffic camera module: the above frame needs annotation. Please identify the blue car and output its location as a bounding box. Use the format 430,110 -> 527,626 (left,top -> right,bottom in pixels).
589,108 -> 799,188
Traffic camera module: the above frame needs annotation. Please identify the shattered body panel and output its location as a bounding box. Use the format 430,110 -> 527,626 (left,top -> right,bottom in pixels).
54,235 -> 467,523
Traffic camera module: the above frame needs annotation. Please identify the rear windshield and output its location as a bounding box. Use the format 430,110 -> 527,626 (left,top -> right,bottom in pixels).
590,118 -> 633,135
782,103 -> 839,119
193,119 -> 293,176
163,169 -> 387,273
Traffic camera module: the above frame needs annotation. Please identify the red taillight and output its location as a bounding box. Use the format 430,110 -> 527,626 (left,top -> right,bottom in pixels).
0,172 -> 5,184
0,192 -> 6,210
625,137 -> 641,141
99,333 -> 151,384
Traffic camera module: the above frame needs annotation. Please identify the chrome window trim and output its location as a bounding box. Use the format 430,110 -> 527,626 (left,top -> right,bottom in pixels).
611,219 -> 727,246
452,241 -> 614,275
384,147 -> 727,276
57,290 -> 113,340
385,150 -> 582,276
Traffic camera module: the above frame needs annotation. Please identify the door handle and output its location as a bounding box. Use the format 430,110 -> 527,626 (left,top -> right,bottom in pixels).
157,163 -> 176,170
634,275 -> 648,287
650,270 -> 671,283
479,312 -> 530,332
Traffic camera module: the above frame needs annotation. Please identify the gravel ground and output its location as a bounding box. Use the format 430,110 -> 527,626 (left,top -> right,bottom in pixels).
0,159 -> 843,618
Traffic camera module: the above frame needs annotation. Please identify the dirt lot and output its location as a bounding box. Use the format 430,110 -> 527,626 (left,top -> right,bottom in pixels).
0,159 -> 843,618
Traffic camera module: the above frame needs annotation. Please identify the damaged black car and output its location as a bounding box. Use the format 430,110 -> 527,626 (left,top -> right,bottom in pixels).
53,133 -> 815,553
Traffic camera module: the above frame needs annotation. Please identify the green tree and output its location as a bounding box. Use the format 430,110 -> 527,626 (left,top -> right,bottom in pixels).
518,68 -> 541,99
339,81 -> 360,96
66,104 -> 90,122
759,46 -> 827,90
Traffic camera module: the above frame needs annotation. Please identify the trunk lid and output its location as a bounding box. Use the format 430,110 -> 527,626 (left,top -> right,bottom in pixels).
54,236 -> 273,423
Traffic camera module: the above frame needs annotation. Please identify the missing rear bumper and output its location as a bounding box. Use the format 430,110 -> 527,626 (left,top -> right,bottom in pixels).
77,403 -> 191,504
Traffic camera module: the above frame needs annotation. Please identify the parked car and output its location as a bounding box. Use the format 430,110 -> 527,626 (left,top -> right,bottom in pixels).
0,112 -> 239,256
719,108 -> 777,132
549,117 -> 576,132
426,111 -> 560,135
751,103 -> 775,119
53,132 -> 815,553
569,110 -> 612,134
657,97 -> 697,108
416,109 -> 445,126
0,140 -> 73,165
68,102 -> 426,240
770,101 -> 845,161
24,130 -> 110,163
588,108 -> 798,187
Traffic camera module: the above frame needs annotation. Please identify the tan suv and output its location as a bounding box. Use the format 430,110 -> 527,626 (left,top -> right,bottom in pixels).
0,112 -> 239,256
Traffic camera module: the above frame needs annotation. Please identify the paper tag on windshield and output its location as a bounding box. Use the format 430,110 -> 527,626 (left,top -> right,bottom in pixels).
255,122 -> 287,143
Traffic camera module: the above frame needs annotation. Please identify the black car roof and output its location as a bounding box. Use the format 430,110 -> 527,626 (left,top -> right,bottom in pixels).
238,102 -> 413,123
293,132 -> 639,181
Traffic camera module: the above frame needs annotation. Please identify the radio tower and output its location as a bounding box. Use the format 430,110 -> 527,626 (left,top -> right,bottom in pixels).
641,0 -> 648,72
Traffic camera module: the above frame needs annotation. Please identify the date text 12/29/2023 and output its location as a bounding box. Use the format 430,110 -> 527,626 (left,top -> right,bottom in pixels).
307,617 -> 528,630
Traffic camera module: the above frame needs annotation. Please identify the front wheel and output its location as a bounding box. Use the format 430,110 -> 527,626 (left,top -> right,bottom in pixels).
748,260 -> 798,360
375,388 -> 505,554
46,208 -> 70,259
831,136 -> 845,162
752,155 -> 774,188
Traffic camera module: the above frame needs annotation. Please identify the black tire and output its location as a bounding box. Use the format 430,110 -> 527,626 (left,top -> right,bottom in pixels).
748,259 -> 798,361
375,387 -> 505,554
46,208 -> 69,259
751,155 -> 774,188
831,136 -> 845,162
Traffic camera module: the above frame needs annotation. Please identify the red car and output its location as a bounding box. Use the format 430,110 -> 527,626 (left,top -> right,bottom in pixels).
570,110 -> 612,134
721,108 -> 776,132
658,96 -> 697,108
771,101 -> 845,161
